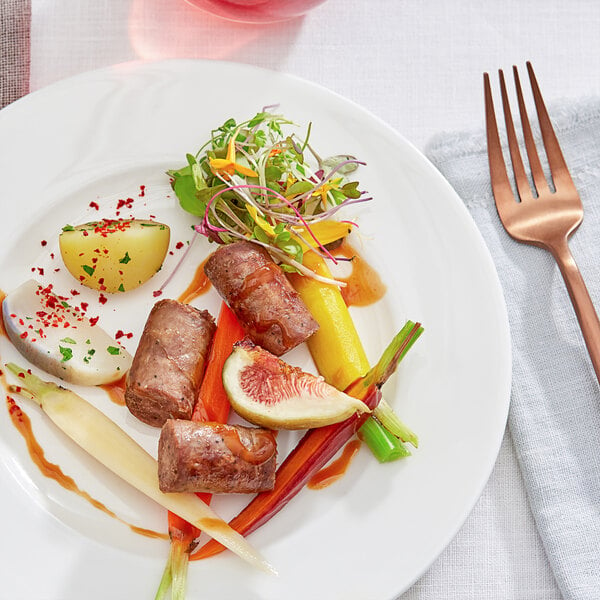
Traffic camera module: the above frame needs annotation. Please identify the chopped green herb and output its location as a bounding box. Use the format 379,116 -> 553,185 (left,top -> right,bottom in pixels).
82,265 -> 95,276
59,346 -> 73,362
60,337 -> 77,344
119,252 -> 131,264
118,283 -> 125,292
62,224 -> 75,232
106,346 -> 120,355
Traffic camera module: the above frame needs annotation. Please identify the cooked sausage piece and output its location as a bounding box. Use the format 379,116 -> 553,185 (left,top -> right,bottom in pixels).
158,419 -> 277,494
204,241 -> 319,356
125,299 -> 216,427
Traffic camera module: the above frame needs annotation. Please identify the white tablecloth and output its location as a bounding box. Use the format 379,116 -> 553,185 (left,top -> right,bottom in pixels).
24,1 -> 600,597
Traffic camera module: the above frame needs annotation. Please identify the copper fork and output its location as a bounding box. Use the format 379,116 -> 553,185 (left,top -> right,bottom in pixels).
484,62 -> 600,384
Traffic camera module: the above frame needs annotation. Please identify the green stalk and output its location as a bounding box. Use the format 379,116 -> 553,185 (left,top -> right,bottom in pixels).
154,538 -> 191,600
153,561 -> 172,600
356,320 -> 423,461
358,417 -> 411,462
374,399 -> 419,448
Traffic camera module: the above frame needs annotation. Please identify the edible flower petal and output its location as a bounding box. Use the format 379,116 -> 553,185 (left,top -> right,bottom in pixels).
209,136 -> 258,179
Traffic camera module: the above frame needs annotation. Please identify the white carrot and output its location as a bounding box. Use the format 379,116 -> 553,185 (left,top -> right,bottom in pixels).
5,363 -> 275,575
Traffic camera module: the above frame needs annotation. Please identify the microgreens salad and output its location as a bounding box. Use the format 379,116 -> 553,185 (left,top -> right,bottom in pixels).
168,109 -> 371,284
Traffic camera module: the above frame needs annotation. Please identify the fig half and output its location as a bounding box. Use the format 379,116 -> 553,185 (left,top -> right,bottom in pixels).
222,340 -> 370,429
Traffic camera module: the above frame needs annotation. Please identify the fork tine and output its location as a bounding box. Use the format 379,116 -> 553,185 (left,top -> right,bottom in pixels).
499,69 -> 535,202
484,72 -> 516,212
513,65 -> 550,197
526,61 -> 576,191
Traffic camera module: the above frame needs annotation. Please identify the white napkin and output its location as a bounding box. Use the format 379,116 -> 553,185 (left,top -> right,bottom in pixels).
425,98 -> 600,600
1,0 -> 31,108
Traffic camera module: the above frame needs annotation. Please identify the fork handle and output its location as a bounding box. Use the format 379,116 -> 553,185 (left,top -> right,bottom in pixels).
550,237 -> 600,385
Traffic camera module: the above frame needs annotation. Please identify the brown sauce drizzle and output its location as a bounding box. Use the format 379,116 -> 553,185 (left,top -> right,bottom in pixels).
307,439 -> 362,490
178,256 -> 212,304
334,240 -> 387,307
0,293 -> 166,540
4,394 -> 167,540
99,373 -> 127,406
214,423 -> 276,465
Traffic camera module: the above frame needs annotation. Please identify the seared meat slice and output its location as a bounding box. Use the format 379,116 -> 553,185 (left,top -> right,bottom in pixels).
125,299 -> 216,427
204,241 -> 319,356
158,419 -> 277,494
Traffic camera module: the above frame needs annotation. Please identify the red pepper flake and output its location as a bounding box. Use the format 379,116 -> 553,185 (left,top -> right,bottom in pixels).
89,316 -> 99,326
37,268 -> 44,276
139,185 -> 146,197
98,294 -> 108,305
169,251 -> 174,256
19,332 -> 27,339
115,329 -> 134,340
17,372 -> 25,378
153,290 -> 162,297
80,302 -> 88,312
41,240 -> 47,247
50,253 -> 55,259
175,241 -> 184,250
116,198 -> 135,211
83,230 -> 89,237
70,289 -> 80,296
54,268 -> 61,272
89,201 -> 100,210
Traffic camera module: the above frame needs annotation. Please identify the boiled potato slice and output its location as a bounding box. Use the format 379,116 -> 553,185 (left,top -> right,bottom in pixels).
3,279 -> 132,385
59,219 -> 170,293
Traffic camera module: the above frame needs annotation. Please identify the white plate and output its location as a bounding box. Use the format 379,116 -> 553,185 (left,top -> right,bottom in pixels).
0,60 -> 511,600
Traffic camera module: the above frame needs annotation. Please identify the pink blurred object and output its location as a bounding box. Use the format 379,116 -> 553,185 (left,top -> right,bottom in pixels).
184,0 -> 328,23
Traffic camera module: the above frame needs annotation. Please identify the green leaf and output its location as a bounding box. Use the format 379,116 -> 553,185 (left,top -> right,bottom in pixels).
286,181 -> 313,198
279,263 -> 301,274
166,165 -> 191,179
62,224 -> 75,232
119,252 -> 131,265
254,130 -> 267,148
106,346 -> 120,355
277,238 -> 303,262
330,189 -> 347,205
173,174 -> 207,217
275,230 -> 291,243
265,166 -> 283,181
82,265 -> 95,276
253,226 -> 270,244
248,112 -> 267,128
341,181 -> 361,199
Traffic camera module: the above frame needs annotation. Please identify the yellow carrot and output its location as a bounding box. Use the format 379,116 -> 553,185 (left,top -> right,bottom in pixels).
288,250 -> 369,389
289,251 -> 418,458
